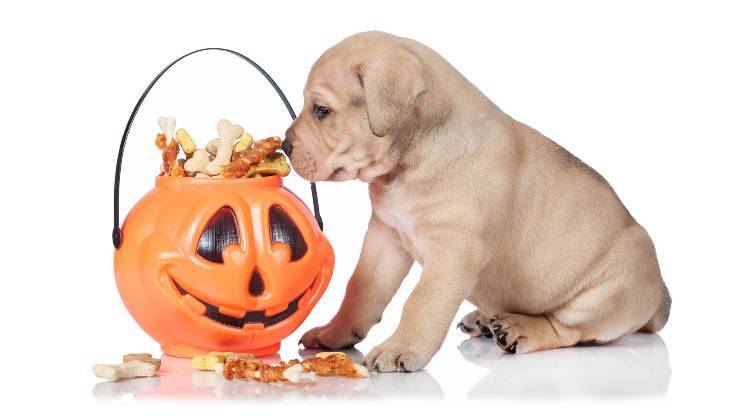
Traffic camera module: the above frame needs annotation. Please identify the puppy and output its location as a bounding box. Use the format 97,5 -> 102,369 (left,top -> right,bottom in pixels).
285,31 -> 671,372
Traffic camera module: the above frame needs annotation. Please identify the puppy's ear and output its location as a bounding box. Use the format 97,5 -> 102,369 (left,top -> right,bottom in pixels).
359,57 -> 425,137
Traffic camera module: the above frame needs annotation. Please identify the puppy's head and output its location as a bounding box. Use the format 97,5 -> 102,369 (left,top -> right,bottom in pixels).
285,32 -> 426,182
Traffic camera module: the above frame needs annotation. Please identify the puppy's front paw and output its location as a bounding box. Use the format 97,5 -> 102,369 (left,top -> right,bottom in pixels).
457,310 -> 493,338
299,324 -> 366,350
362,340 -> 432,373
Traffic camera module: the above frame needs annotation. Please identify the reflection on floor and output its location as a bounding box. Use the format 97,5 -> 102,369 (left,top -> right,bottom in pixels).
92,333 -> 670,401
459,332 -> 671,398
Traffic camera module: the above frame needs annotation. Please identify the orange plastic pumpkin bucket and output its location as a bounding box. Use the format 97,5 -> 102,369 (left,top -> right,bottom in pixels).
112,48 -> 333,358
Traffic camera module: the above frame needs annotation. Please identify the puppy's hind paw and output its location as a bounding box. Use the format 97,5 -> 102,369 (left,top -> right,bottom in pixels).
487,313 -> 531,354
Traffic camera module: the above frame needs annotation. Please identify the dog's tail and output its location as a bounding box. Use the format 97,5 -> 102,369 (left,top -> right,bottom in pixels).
641,282 -> 672,333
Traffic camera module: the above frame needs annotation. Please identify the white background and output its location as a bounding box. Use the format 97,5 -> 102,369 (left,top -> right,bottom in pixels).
1,0 -> 738,414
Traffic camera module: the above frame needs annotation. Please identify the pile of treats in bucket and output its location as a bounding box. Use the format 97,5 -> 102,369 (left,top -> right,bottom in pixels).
193,351 -> 369,383
155,116 -> 290,179
92,351 -> 369,383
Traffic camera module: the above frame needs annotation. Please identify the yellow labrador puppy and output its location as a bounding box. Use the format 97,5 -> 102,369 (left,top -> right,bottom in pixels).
285,31 -> 670,372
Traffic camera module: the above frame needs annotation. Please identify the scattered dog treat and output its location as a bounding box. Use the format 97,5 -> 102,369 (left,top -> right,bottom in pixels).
93,349 -> 366,384
300,351 -> 369,379
222,357 -> 305,383
315,351 -> 347,359
192,351 -> 236,371
225,352 -> 256,363
122,353 -> 161,371
92,360 -> 157,382
208,351 -> 234,361
218,351 -> 369,384
93,352 -> 161,381
192,352 -> 257,370
192,355 -> 221,371
154,117 -> 290,179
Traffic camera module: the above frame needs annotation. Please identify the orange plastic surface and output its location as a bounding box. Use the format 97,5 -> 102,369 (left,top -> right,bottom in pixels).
114,175 -> 334,358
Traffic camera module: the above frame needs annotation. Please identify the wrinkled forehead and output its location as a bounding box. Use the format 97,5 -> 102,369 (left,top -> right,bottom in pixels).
304,51 -> 361,104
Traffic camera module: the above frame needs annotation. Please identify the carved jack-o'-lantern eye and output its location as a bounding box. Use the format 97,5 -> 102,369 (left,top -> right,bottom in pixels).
269,205 -> 306,261
197,207 -> 240,263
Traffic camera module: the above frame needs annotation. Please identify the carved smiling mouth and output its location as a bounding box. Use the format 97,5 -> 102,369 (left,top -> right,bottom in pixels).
170,276 -> 314,329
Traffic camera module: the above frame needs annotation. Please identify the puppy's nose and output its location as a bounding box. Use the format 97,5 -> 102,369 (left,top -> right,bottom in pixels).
282,137 -> 293,157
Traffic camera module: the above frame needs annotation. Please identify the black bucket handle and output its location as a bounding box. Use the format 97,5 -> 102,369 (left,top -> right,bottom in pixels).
112,47 -> 322,249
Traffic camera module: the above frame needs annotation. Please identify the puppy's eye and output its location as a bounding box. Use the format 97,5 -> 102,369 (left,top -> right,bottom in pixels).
313,104 -> 331,120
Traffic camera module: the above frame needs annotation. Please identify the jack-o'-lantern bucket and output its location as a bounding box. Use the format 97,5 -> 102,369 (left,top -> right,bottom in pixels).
111,48 -> 333,358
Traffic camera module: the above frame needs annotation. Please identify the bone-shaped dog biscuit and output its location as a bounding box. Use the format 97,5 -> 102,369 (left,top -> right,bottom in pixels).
123,353 -> 161,371
246,153 -> 291,177
206,119 -> 243,175
92,360 -> 157,382
184,149 -> 214,176
206,138 -> 220,156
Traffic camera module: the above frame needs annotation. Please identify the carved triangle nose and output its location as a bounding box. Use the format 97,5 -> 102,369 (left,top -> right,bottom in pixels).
249,270 -> 265,296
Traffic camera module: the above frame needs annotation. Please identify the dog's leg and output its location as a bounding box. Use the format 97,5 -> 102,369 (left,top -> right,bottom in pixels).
299,217 -> 413,350
363,237 -> 487,372
484,225 -> 667,354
